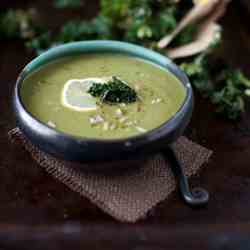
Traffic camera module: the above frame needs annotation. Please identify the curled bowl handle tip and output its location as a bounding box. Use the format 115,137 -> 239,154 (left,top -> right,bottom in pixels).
162,146 -> 209,207
183,187 -> 209,206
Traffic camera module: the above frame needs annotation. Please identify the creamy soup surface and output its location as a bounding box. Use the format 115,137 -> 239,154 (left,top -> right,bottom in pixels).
21,53 -> 186,139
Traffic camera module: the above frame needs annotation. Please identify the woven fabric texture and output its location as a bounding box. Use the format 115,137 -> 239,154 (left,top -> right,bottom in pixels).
8,128 -> 212,222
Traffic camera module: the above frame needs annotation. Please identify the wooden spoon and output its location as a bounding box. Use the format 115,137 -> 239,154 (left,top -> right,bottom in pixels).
166,0 -> 231,59
157,0 -> 228,49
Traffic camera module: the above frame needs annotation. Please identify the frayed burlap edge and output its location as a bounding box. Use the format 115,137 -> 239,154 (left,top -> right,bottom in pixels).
8,128 -> 212,222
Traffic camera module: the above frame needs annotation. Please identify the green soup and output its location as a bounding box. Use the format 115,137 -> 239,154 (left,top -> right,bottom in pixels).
21,53 -> 186,139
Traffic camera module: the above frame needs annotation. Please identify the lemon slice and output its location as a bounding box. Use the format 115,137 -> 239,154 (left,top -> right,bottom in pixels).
61,78 -> 106,112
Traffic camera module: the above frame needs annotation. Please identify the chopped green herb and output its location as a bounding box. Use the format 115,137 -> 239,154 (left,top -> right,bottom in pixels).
1,0 -> 250,120
88,77 -> 138,104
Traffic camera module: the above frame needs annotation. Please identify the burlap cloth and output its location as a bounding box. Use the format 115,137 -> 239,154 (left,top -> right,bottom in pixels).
8,127 -> 212,222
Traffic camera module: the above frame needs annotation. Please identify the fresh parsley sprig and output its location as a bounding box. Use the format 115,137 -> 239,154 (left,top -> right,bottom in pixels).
88,77 -> 137,104
2,0 -> 250,120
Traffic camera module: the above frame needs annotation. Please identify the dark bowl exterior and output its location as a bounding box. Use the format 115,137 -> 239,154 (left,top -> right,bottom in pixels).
13,41 -> 193,164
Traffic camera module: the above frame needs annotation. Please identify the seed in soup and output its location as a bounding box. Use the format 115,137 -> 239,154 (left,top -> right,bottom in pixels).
21,53 -> 186,139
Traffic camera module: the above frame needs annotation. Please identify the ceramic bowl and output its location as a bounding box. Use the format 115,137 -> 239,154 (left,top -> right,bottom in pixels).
13,40 -> 193,163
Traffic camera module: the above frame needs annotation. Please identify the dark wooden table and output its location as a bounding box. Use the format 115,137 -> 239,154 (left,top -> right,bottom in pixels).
1,1 -> 250,249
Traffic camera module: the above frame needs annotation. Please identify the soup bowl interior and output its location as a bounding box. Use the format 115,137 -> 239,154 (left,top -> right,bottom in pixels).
14,40 -> 193,163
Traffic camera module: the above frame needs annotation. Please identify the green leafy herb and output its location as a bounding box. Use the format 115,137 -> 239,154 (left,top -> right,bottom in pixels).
25,31 -> 52,55
0,9 -> 37,40
56,16 -> 113,42
181,54 -> 250,120
211,69 -> 250,120
54,0 -> 83,8
0,10 -> 20,39
2,0 -> 250,120
88,76 -> 138,104
180,53 -> 213,96
101,0 -> 178,45
25,16 -> 113,53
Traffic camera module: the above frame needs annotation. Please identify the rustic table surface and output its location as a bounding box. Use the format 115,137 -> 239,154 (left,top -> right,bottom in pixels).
1,1 -> 250,249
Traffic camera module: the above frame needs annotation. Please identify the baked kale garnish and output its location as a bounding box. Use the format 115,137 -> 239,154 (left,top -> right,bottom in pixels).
88,76 -> 137,104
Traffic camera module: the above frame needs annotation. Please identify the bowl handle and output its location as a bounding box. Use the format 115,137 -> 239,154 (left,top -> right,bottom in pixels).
162,146 -> 209,206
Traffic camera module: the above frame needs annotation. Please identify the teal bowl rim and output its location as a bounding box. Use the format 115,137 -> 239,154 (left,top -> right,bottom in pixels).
15,40 -> 193,145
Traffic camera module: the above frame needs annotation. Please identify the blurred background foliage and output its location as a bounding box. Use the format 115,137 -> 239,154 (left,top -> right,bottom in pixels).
1,0 -> 250,120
